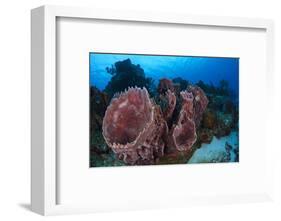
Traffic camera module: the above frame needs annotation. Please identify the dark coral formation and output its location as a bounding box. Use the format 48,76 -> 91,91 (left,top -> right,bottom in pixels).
157,78 -> 175,95
157,78 -> 177,122
104,59 -> 154,98
196,79 -> 231,97
90,86 -> 109,132
172,77 -> 189,92
191,79 -> 238,148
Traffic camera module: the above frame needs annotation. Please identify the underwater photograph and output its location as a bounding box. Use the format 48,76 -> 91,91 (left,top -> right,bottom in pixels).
90,53 -> 239,167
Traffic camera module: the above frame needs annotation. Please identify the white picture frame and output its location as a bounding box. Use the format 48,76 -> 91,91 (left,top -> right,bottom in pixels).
31,5 -> 275,215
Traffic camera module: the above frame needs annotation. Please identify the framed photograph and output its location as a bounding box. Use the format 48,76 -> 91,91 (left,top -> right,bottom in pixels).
31,5 -> 274,215
89,52 -> 239,167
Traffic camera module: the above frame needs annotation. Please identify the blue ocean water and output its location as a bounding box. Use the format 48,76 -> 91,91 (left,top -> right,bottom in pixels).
90,53 -> 239,96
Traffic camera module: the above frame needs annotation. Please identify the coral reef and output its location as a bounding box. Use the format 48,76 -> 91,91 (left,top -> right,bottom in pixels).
156,79 -> 177,123
213,113 -> 234,138
102,87 -> 167,165
172,77 -> 189,91
202,110 -> 217,129
102,79 -> 209,165
187,85 -> 209,127
90,131 -> 126,167
196,79 -> 231,97
90,86 -> 109,132
162,89 -> 177,121
167,91 -> 197,152
198,128 -> 214,144
104,59 -> 154,98
90,59 -> 238,166
157,78 -> 175,95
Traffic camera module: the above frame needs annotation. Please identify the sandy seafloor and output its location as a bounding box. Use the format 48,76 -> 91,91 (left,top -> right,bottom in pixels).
188,131 -> 238,164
